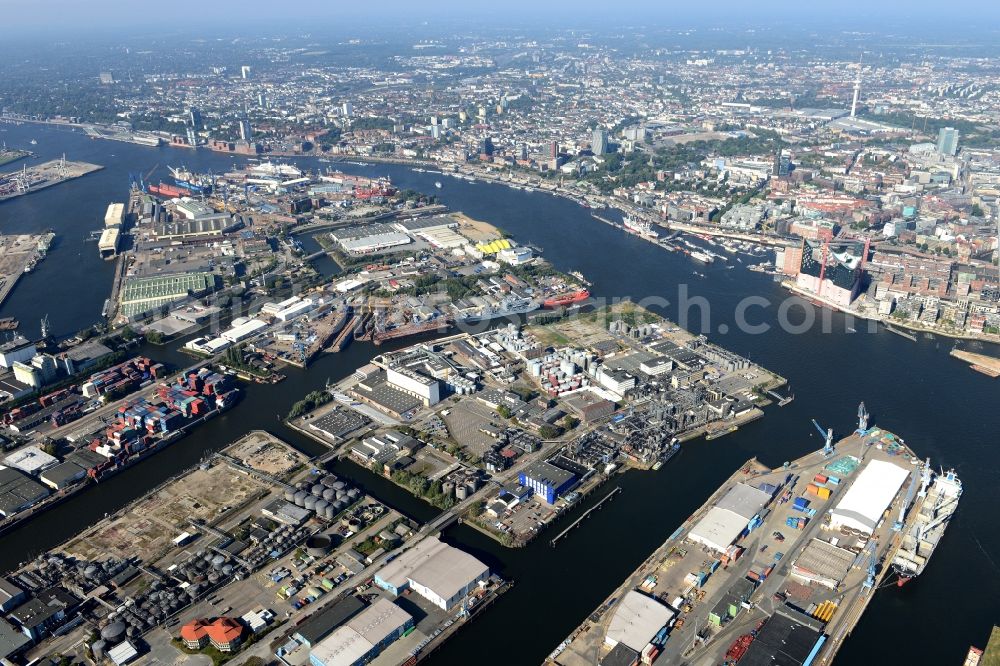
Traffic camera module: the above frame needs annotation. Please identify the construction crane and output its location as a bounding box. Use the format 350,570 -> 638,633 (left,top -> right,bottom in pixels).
856,402 -> 869,434
861,539 -> 879,593
812,419 -> 834,456
893,466 -> 921,531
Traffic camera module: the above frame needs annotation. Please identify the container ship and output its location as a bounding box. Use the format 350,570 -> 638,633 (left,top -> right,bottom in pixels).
892,464 -> 962,586
623,215 -> 659,239
543,289 -> 590,309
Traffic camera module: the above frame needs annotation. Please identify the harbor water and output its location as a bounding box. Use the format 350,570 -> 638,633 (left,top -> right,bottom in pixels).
0,122 -> 997,665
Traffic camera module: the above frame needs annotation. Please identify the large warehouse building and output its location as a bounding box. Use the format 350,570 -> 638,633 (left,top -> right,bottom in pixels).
829,459 -> 909,534
308,598 -> 412,666
604,590 -> 676,652
373,536 -> 489,610
687,482 -> 772,553
118,272 -> 216,318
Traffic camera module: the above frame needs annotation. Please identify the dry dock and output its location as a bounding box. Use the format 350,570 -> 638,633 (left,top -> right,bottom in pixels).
549,422 -> 932,666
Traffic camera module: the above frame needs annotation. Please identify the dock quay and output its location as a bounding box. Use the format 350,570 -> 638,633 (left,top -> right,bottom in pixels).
0,158 -> 102,202
0,232 -> 57,309
550,486 -> 622,547
950,349 -> 1000,378
548,414 -> 938,666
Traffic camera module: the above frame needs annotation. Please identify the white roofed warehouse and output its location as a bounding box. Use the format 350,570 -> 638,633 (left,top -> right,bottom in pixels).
687,482 -> 772,553
604,590 -> 676,652
372,535 -> 489,610
828,459 -> 909,534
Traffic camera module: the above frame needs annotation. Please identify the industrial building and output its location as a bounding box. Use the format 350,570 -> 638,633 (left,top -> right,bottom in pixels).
330,223 -> 411,254
385,366 -> 440,406
308,598 -> 412,666
373,535 -> 490,610
0,337 -> 36,369
687,482 -> 772,553
518,459 -> 577,504
791,538 -> 857,589
98,227 -> 120,259
604,590 -> 676,652
3,446 -> 59,476
180,617 -> 244,652
828,459 -> 909,534
0,467 -> 50,518
118,272 -> 216,318
104,202 -> 125,228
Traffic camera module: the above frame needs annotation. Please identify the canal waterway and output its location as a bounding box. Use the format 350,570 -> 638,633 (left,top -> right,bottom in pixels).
0,122 -> 997,665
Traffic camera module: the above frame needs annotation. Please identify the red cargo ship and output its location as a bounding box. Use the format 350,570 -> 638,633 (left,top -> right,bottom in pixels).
148,182 -> 192,198
543,289 -> 590,309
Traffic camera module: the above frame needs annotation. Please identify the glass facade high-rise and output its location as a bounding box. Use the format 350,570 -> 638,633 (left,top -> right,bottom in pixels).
937,127 -> 959,156
592,129 -> 608,155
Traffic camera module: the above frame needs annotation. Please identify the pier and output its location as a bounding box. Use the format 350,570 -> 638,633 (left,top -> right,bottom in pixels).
550,486 -> 622,547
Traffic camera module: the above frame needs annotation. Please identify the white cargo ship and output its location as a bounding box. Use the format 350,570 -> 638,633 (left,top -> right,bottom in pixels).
892,464 -> 962,586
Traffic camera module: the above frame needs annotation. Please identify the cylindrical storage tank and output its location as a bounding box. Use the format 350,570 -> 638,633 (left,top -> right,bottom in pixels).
211,555 -> 226,568
101,621 -> 127,643
325,505 -> 336,520
305,534 -> 332,558
323,488 -> 337,501
93,640 -> 107,661
455,485 -> 468,500
221,564 -> 234,577
332,481 -> 346,491
315,499 -> 329,514
332,500 -> 345,512
466,477 -> 480,492
347,489 -> 360,500
311,484 -> 324,497
335,490 -> 347,500
304,495 -> 318,511
442,481 -> 455,496
284,489 -> 296,502
293,490 -> 307,507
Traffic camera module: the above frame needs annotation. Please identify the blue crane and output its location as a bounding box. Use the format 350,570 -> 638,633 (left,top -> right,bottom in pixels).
812,419 -> 834,456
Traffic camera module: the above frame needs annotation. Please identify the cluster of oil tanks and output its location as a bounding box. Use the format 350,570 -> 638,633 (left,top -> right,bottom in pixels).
172,549 -> 240,591
23,553 -> 132,594
245,523 -> 311,568
283,473 -> 361,521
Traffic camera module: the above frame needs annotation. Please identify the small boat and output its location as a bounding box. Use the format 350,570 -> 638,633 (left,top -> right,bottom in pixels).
847,327 -> 857,333
434,181 -> 442,189
30,139 -> 37,145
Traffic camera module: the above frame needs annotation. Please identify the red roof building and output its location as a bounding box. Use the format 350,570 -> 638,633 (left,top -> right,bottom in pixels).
179,617 -> 244,652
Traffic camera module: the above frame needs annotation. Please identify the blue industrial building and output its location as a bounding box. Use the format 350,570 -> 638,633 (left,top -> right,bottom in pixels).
519,460 -> 576,504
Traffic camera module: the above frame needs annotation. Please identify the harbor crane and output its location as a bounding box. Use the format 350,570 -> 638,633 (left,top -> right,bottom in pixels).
812,419 -> 834,456
861,539 -> 879,592
918,457 -> 932,498
856,402 -> 869,434
893,466 -> 922,531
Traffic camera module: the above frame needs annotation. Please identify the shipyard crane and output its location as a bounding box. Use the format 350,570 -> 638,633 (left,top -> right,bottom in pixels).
812,419 -> 834,456
893,466 -> 921,531
856,402 -> 868,434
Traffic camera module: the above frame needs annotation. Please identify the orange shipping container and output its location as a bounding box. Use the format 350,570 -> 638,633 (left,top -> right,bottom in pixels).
806,483 -> 820,495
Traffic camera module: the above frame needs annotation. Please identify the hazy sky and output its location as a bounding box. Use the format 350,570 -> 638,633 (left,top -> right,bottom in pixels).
5,0 -> 1000,35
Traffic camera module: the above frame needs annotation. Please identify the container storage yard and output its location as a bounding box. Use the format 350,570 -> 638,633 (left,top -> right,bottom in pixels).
548,411 -> 958,666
